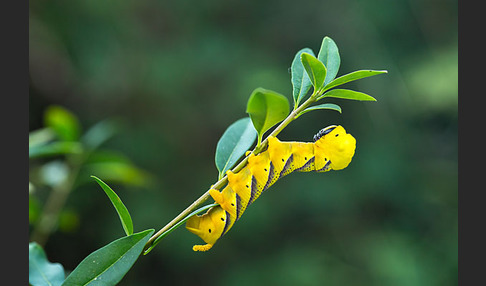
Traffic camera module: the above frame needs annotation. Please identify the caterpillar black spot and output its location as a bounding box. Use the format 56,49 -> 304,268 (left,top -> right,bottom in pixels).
186,125 -> 356,251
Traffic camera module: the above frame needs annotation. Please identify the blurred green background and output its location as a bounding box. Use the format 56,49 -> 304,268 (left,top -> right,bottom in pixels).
29,0 -> 457,285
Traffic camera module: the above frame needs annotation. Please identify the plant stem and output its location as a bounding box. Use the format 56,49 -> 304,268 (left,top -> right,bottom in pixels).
143,94 -> 318,252
30,155 -> 83,246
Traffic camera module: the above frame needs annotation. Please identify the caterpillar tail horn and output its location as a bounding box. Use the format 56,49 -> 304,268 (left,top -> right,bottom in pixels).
186,206 -> 227,251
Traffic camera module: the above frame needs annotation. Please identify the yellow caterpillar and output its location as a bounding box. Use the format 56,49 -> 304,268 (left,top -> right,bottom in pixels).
186,125 -> 356,251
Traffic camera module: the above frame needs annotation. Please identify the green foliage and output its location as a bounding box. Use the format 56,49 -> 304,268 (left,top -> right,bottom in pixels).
287,36 -> 386,120
322,70 -> 388,92
319,89 -> 377,101
246,87 -> 290,147
317,36 -> 341,86
81,150 -> 153,187
29,106 -> 151,242
29,141 -> 83,159
62,229 -> 154,286
29,0 -> 458,283
297,103 -> 342,118
81,119 -> 119,151
215,118 -> 257,179
29,106 -> 152,284
291,48 -> 314,107
30,35 -> 390,285
301,52 -> 327,93
29,242 -> 65,286
44,105 -> 81,142
91,175 -> 134,236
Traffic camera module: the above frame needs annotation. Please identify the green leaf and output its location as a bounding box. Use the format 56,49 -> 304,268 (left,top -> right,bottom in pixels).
297,103 -> 342,118
319,89 -> 377,101
29,128 -> 56,148
82,119 -> 119,150
29,242 -> 65,286
215,118 -> 257,178
291,48 -> 315,107
317,36 -> 341,86
29,142 -> 83,159
44,105 -> 81,141
91,176 -> 134,236
85,162 -> 153,188
323,70 -> 388,92
62,229 -> 154,286
301,52 -> 327,92
77,151 -> 153,187
246,88 -> 290,146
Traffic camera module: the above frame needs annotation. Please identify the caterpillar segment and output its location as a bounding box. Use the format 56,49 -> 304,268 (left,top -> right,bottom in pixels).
186,125 -> 356,251
185,205 -> 233,252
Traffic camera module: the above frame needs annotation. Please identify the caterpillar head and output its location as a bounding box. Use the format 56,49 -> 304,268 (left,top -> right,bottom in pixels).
186,206 -> 227,251
314,125 -> 356,171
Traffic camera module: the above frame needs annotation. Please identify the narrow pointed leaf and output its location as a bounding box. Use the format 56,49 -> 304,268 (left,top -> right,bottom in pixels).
297,103 -> 342,118
320,89 -> 377,101
91,176 -> 133,236
29,242 -> 65,286
85,161 -> 153,187
301,52 -> 327,91
317,36 -> 341,86
62,229 -> 154,286
29,142 -> 83,159
291,48 -> 315,106
215,118 -> 257,178
246,88 -> 290,145
82,152 -> 153,188
29,128 -> 56,148
82,119 -> 119,150
323,70 -> 388,92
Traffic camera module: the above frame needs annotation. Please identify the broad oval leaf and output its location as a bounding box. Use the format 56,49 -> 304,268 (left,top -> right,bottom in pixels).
291,48 -> 315,107
29,242 -> 65,286
301,52 -> 327,92
215,118 -> 257,178
44,105 -> 81,142
246,88 -> 290,145
323,70 -> 388,92
297,103 -> 342,118
62,229 -> 154,286
317,36 -> 341,86
91,176 -> 133,236
319,89 -> 377,101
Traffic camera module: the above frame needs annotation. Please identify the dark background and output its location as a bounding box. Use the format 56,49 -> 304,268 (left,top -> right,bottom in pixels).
29,0 -> 457,285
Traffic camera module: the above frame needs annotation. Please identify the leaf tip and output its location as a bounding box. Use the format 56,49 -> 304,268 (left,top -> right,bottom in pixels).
90,175 -> 104,184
